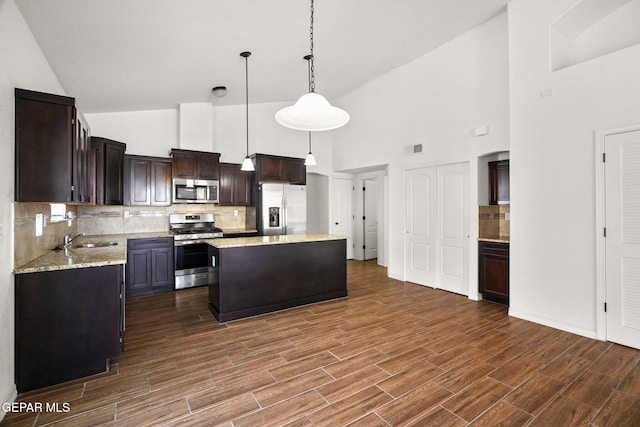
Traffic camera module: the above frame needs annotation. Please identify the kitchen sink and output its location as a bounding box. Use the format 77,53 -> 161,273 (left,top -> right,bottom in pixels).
72,241 -> 118,249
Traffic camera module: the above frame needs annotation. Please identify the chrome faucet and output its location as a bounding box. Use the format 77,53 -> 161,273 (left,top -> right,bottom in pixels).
64,231 -> 84,247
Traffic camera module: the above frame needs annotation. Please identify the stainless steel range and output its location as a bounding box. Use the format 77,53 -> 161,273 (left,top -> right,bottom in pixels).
169,213 -> 223,290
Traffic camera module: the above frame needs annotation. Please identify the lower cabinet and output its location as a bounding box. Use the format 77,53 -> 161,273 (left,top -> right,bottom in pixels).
478,241 -> 509,305
15,264 -> 124,393
126,237 -> 174,296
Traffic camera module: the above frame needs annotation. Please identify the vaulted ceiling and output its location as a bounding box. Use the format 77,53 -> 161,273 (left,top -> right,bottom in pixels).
16,0 -> 510,113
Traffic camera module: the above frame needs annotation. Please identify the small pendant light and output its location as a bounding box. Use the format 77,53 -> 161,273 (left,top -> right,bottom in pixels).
305,131 -> 316,166
302,55 -> 316,166
240,51 -> 255,171
275,0 -> 349,131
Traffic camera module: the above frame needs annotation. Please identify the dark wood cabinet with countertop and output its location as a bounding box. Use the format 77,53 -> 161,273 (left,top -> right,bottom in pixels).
251,153 -> 306,184
208,236 -> 347,322
92,136 -> 126,205
15,88 -> 91,203
219,162 -> 254,206
478,240 -> 509,305
15,264 -> 123,393
170,149 -> 220,181
126,237 -> 174,296
124,155 -> 172,206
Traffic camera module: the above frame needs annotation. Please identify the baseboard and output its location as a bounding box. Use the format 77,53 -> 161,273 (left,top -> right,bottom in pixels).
508,308 -> 598,340
387,271 -> 404,282
0,384 -> 18,422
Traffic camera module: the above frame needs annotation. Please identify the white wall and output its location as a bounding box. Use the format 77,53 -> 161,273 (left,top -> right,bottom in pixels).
0,0 -> 67,414
307,173 -> 330,234
508,0 -> 640,337
85,109 -> 178,157
87,101 -> 335,177
331,13 -> 510,283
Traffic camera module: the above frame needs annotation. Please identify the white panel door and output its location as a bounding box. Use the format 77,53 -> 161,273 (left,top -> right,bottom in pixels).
332,177 -> 354,259
437,162 -> 469,296
605,130 -> 640,349
405,167 -> 437,286
364,178 -> 378,260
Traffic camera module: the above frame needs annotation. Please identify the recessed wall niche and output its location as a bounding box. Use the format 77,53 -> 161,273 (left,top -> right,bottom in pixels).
550,0 -> 640,71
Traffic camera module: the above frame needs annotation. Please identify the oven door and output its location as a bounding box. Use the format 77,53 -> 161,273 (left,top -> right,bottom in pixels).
174,242 -> 211,289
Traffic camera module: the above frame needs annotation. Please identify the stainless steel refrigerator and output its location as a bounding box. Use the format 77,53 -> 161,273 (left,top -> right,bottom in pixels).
258,183 -> 307,236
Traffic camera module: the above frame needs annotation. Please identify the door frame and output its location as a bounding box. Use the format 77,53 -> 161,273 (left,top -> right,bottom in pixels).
595,123 -> 640,341
353,170 -> 386,265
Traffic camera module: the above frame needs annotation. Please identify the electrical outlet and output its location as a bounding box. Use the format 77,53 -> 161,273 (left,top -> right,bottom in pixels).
35,213 -> 43,236
234,210 -> 239,217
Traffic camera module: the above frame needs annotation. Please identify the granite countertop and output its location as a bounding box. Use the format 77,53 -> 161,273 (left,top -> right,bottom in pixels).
14,232 -> 173,274
209,233 -> 346,249
15,232 -> 346,273
478,236 -> 510,243
221,228 -> 259,235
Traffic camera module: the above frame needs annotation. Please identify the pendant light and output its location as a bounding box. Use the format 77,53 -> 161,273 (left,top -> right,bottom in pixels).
240,51 -> 254,171
275,0 -> 349,131
305,131 -> 316,166
302,55 -> 316,166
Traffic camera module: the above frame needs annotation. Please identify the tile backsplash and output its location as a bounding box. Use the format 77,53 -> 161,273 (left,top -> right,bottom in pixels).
479,205 -> 510,239
14,202 -> 255,269
76,205 -> 254,234
13,202 -> 77,268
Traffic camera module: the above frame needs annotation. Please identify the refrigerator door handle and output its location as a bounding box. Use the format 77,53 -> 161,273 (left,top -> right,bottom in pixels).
282,196 -> 287,235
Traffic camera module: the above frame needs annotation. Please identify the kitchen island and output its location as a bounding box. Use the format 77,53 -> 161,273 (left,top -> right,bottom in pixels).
207,234 -> 347,322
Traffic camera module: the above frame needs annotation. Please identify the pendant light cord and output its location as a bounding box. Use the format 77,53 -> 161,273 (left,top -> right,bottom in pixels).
309,0 -> 315,93
243,52 -> 250,156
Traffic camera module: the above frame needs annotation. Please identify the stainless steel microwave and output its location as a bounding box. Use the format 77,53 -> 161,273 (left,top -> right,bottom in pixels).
172,179 -> 219,204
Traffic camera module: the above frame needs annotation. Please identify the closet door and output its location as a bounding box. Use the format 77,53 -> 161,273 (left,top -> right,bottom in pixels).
405,167 -> 437,286
437,162 -> 469,295
404,162 -> 469,296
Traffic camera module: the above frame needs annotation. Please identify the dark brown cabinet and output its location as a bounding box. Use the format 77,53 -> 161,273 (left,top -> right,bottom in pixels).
15,88 -> 91,203
219,163 -> 254,206
124,155 -> 172,206
92,137 -> 126,205
478,241 -> 509,305
126,237 -> 174,296
489,160 -> 510,205
251,153 -> 306,184
170,149 -> 220,180
15,265 -> 123,392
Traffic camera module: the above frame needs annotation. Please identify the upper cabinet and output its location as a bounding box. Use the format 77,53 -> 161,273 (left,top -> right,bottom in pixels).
489,160 -> 510,205
92,137 -> 126,205
15,88 -> 91,203
170,149 -> 220,181
124,155 -> 172,206
219,163 -> 254,206
251,154 -> 306,185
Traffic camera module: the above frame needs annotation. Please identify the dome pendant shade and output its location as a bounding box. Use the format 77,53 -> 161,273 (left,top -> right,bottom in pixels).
276,92 -> 349,131
276,0 -> 349,132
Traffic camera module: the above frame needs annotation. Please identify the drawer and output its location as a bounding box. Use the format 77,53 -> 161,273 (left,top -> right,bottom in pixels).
479,241 -> 509,254
127,237 -> 173,250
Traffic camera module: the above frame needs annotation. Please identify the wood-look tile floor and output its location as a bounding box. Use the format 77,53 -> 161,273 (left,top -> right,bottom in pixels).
4,260 -> 640,426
